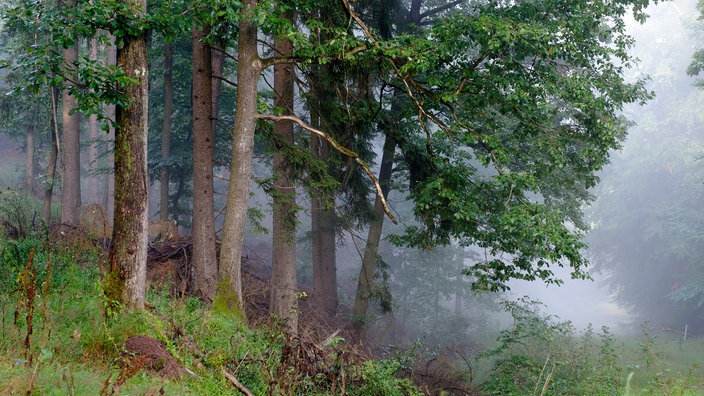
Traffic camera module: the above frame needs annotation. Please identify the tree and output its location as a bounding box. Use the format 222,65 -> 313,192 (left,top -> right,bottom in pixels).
216,0 -> 260,317
192,22 -> 218,301
160,41 -> 173,221
104,0 -> 150,310
269,8 -> 298,332
60,34 -> 81,226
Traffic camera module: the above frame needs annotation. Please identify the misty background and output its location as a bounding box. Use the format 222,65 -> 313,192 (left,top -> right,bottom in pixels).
0,0 -> 700,349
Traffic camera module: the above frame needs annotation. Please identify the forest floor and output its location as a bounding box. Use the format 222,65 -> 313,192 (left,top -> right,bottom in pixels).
0,196 -> 703,394
0,228 -> 476,395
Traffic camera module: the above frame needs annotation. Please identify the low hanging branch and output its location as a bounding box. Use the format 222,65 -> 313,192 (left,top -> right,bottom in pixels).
257,114 -> 398,225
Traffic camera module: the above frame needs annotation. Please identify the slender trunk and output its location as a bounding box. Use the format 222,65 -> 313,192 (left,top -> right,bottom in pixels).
192,24 -> 217,302
25,106 -> 36,193
352,119 -> 396,333
88,37 -> 100,203
270,11 -> 298,333
319,200 -> 337,313
43,88 -> 60,224
217,0 -> 261,318
103,36 -> 117,223
61,41 -> 81,225
105,11 -> 149,310
309,64 -> 338,315
160,43 -> 173,220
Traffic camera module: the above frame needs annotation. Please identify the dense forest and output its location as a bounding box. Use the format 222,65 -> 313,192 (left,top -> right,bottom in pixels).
2,0 -> 704,393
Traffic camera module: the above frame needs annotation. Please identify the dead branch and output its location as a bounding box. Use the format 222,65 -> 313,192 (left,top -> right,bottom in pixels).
223,368 -> 254,396
257,114 -> 397,224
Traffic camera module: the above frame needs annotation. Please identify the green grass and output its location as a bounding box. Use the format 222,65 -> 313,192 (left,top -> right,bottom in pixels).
476,298 -> 704,396
0,234 -> 422,395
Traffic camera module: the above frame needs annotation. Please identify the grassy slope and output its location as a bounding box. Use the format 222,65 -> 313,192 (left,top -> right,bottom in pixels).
0,236 -> 421,395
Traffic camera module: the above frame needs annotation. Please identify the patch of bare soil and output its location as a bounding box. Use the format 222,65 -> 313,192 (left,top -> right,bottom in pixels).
123,335 -> 183,378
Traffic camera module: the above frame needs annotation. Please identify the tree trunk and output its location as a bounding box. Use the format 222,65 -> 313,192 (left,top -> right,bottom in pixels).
352,122 -> 396,333
87,37 -> 100,204
61,41 -> 81,226
216,0 -> 261,318
309,68 -> 338,315
270,11 -> 298,333
211,38 -> 225,134
160,43 -> 172,221
318,201 -> 337,313
192,24 -> 217,302
25,104 -> 36,193
103,36 -> 117,222
43,87 -> 60,224
105,7 -> 149,310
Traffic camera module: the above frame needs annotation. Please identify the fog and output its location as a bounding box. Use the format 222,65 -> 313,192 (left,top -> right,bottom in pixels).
0,0 -> 702,359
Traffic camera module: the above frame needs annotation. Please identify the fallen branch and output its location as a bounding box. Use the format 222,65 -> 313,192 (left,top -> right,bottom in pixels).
223,368 -> 254,396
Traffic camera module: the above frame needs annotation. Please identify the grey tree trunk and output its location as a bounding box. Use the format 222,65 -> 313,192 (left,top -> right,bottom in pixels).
61,41 -> 81,226
25,105 -> 36,193
87,37 -> 100,204
105,6 -> 149,310
192,24 -> 217,302
352,131 -> 395,332
43,87 -> 60,224
103,36 -> 117,222
160,43 -> 172,220
270,12 -> 298,333
217,0 -> 262,318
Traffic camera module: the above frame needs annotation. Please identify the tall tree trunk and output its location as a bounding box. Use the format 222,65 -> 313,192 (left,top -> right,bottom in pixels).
61,41 -> 81,226
43,87 -> 60,224
310,143 -> 338,314
87,37 -> 100,204
309,67 -> 338,315
103,37 -> 117,222
105,7 -> 149,310
192,24 -> 217,302
211,38 -> 225,134
318,198 -> 337,313
352,117 -> 396,333
25,104 -> 37,193
160,43 -> 173,220
217,0 -> 261,318
270,11 -> 298,333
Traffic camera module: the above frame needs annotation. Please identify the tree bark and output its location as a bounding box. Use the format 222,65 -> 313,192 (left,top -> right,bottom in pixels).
160,42 -> 172,221
103,36 -> 117,222
270,11 -> 298,333
351,131 -> 395,332
216,0 -> 261,318
105,4 -> 149,310
25,104 -> 36,194
88,37 -> 100,204
309,64 -> 338,315
192,24 -> 217,302
43,87 -> 60,224
61,41 -> 81,226
211,38 -> 225,134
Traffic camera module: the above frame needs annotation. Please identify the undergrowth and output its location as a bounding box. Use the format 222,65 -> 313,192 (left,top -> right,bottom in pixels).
0,233 -> 421,395
478,297 -> 704,396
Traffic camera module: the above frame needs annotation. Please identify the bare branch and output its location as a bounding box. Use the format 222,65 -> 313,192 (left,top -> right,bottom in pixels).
222,369 -> 254,396
257,113 -> 398,224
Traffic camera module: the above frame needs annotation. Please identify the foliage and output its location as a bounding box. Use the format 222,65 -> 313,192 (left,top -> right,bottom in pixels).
0,189 -> 42,239
363,0 -> 655,292
479,297 -> 622,395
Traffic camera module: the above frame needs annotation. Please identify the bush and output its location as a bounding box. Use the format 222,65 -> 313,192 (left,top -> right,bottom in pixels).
479,297 -> 622,395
